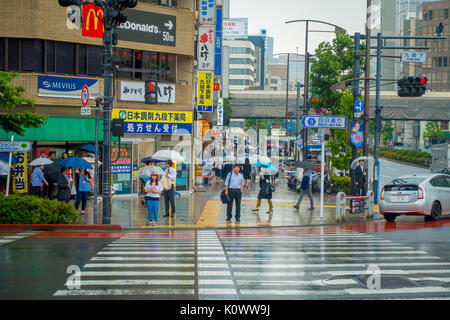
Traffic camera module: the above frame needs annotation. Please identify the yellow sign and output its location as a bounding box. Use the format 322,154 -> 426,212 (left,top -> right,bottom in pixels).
12,152 -> 28,194
197,71 -> 213,108
112,108 -> 192,123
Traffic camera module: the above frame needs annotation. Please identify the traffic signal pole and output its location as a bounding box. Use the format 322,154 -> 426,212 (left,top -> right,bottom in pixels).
373,32 -> 382,203
351,32 -> 361,195
102,8 -> 113,224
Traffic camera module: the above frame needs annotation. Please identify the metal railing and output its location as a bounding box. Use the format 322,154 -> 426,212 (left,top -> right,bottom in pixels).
336,190 -> 375,222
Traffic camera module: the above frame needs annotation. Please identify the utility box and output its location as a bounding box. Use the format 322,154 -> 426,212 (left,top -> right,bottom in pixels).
431,144 -> 449,173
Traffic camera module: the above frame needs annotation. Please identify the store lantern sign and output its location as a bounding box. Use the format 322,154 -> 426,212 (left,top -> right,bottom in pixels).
199,0 -> 215,24
12,152 -> 28,194
198,26 -> 215,71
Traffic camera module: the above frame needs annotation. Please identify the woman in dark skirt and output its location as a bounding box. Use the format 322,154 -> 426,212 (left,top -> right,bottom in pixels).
243,158 -> 251,189
251,165 -> 273,215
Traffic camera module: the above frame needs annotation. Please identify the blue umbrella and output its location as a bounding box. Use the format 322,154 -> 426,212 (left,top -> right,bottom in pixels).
0,152 -> 19,163
78,144 -> 97,153
141,157 -> 164,163
255,161 -> 277,172
59,157 -> 93,169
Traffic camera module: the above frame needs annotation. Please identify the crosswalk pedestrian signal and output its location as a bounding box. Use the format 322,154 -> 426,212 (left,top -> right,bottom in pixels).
145,80 -> 158,105
397,76 -> 427,97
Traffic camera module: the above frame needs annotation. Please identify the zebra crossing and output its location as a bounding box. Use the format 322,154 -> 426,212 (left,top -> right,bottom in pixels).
53,230 -> 450,299
0,231 -> 39,246
53,231 -> 197,298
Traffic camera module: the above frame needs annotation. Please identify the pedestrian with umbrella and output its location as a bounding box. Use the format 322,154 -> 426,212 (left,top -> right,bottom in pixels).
161,160 -> 177,218
43,152 -> 61,200
30,157 -> 52,197
144,173 -> 163,226
293,168 -> 315,211
74,168 -> 92,215
251,164 -> 274,215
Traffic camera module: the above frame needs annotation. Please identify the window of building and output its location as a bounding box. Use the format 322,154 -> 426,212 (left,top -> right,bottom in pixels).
21,39 -> 43,72
445,9 -> 449,19
159,53 -> 176,82
45,40 -> 56,73
429,10 -> 433,20
438,56 -> 443,67
56,42 -> 75,75
444,56 -> 448,67
87,45 -> 102,76
0,38 -> 4,71
8,38 -> 20,71
78,44 -> 88,75
115,48 -> 133,79
424,11 -> 428,21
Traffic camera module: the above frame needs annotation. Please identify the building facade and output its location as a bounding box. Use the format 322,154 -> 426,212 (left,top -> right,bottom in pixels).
224,39 -> 257,90
0,0 -> 196,194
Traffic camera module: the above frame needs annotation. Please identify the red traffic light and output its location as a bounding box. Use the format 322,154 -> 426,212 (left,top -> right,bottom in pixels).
419,77 -> 427,85
148,81 -> 156,91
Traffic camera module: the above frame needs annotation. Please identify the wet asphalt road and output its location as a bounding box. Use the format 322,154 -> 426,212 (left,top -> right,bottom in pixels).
1,221 -> 450,300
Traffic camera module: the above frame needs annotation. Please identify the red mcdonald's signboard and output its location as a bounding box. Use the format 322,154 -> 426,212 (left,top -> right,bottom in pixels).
82,3 -> 104,39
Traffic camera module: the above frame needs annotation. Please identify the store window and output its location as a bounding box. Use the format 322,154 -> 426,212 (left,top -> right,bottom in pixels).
21,39 -> 43,72
115,48 -> 133,79
111,141 -> 133,195
87,45 -> 103,76
45,40 -> 56,73
78,44 -> 88,75
56,42 -> 75,75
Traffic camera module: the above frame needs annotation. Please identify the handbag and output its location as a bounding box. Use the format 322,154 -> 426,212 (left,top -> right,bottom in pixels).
220,173 -> 232,204
160,175 -> 172,191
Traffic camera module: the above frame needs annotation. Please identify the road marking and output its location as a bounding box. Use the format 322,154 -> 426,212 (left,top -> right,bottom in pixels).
224,251 -> 427,255
199,288 -> 239,295
198,271 -> 232,276
328,269 -> 450,276
83,263 -> 195,268
230,262 -> 450,269
79,271 -> 195,277
237,279 -> 358,286
226,246 -> 413,250
97,251 -> 195,255
198,279 -> 235,285
91,257 -> 195,262
239,289 -> 346,296
196,201 -> 222,227
102,248 -> 195,251
407,277 -> 450,282
227,256 -> 443,261
67,279 -> 195,286
346,287 -> 450,295
54,289 -> 195,296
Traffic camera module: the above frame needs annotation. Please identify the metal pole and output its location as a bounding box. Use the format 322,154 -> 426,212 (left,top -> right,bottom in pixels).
285,53 -> 290,132
295,82 -> 301,160
364,0 -> 371,195
94,105 -> 100,224
303,21 -> 309,159
351,32 -> 361,195
102,8 -> 113,224
5,135 -> 14,196
373,32 -> 382,204
320,139 -> 325,218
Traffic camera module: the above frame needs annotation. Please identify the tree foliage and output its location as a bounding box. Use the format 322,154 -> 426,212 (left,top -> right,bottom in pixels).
423,121 -> 444,140
0,71 -> 47,136
309,32 -> 357,173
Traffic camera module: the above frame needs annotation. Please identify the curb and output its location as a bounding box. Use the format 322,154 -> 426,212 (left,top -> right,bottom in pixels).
0,224 -> 122,230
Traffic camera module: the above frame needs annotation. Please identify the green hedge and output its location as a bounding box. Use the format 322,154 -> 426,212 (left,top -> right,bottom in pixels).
372,147 -> 431,167
0,195 -> 80,224
330,176 -> 351,194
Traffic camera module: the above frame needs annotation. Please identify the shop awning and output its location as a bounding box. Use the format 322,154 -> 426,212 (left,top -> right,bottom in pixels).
0,116 -> 106,142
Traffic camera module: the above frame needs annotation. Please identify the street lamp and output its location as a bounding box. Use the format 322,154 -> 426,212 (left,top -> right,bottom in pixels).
285,19 -> 346,159
272,52 -> 305,136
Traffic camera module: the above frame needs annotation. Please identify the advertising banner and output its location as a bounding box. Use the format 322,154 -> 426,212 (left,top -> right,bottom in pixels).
214,8 -> 223,76
38,75 -> 99,99
198,26 -> 215,71
112,108 -> 192,135
82,3 -> 104,39
120,81 -> 175,103
12,152 -> 28,194
350,121 -> 364,149
197,71 -> 213,112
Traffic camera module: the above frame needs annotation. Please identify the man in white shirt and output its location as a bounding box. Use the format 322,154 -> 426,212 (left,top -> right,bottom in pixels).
163,160 -> 177,217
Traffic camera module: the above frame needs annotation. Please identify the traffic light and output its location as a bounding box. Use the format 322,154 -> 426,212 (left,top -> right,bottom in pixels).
112,119 -> 124,137
436,22 -> 444,37
58,0 -> 82,6
144,80 -> 158,104
397,76 -> 428,97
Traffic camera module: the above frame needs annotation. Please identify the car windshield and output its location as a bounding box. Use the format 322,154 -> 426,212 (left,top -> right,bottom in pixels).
390,177 -> 426,185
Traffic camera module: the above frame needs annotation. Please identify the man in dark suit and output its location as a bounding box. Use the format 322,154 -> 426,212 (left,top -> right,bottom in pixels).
355,159 -> 367,196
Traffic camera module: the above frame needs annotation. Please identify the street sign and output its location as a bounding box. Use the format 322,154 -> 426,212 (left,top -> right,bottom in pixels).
81,85 -> 89,106
354,100 -> 364,113
301,116 -> 348,129
315,108 -> 323,115
81,107 -> 91,116
198,106 -> 213,112
402,51 -> 426,63
0,141 -> 32,153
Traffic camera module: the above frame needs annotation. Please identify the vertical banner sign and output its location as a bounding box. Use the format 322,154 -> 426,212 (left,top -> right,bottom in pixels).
350,121 -> 364,149
200,0 -> 215,24
214,8 -> 223,76
198,71 -> 213,112
198,26 -> 215,71
82,3 -> 104,39
12,152 -> 28,194
217,98 -> 224,126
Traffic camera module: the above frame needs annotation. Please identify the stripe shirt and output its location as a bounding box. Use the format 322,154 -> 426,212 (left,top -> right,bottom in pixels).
225,172 -> 244,189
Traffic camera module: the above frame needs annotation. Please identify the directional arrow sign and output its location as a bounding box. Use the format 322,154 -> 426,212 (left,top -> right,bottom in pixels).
165,20 -> 174,30
301,116 -> 348,129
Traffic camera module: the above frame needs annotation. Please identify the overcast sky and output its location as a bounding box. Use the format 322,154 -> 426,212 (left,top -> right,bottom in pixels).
230,0 -> 367,55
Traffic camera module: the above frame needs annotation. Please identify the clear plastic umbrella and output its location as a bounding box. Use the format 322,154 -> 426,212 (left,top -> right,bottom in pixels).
30,158 -> 53,166
152,150 -> 185,162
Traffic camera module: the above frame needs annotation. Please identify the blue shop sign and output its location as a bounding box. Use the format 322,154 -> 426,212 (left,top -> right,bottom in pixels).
38,75 -> 99,99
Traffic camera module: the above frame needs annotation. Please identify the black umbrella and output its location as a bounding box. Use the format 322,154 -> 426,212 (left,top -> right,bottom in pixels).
141,157 -> 164,163
43,162 -> 63,182
294,161 -> 317,170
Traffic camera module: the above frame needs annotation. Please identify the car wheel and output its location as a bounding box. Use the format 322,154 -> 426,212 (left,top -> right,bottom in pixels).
326,186 -> 333,194
430,202 -> 442,221
384,213 -> 397,222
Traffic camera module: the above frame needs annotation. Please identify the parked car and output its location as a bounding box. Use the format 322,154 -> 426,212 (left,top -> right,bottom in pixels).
379,173 -> 450,222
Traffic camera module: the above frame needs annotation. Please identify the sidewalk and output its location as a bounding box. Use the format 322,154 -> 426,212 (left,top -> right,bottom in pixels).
77,178 -> 380,229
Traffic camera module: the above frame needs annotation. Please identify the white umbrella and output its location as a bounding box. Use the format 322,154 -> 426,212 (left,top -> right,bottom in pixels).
30,158 -> 53,166
152,150 -> 185,162
257,156 -> 272,164
138,166 -> 165,177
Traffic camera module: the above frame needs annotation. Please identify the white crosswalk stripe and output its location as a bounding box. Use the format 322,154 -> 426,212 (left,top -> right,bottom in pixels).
0,231 -> 39,246
53,233 -> 197,298
219,235 -> 450,300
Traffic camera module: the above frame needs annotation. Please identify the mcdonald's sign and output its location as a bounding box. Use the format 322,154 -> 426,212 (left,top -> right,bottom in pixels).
82,3 -> 104,39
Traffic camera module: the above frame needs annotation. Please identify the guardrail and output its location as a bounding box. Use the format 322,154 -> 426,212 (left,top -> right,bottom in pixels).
336,190 -> 375,222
